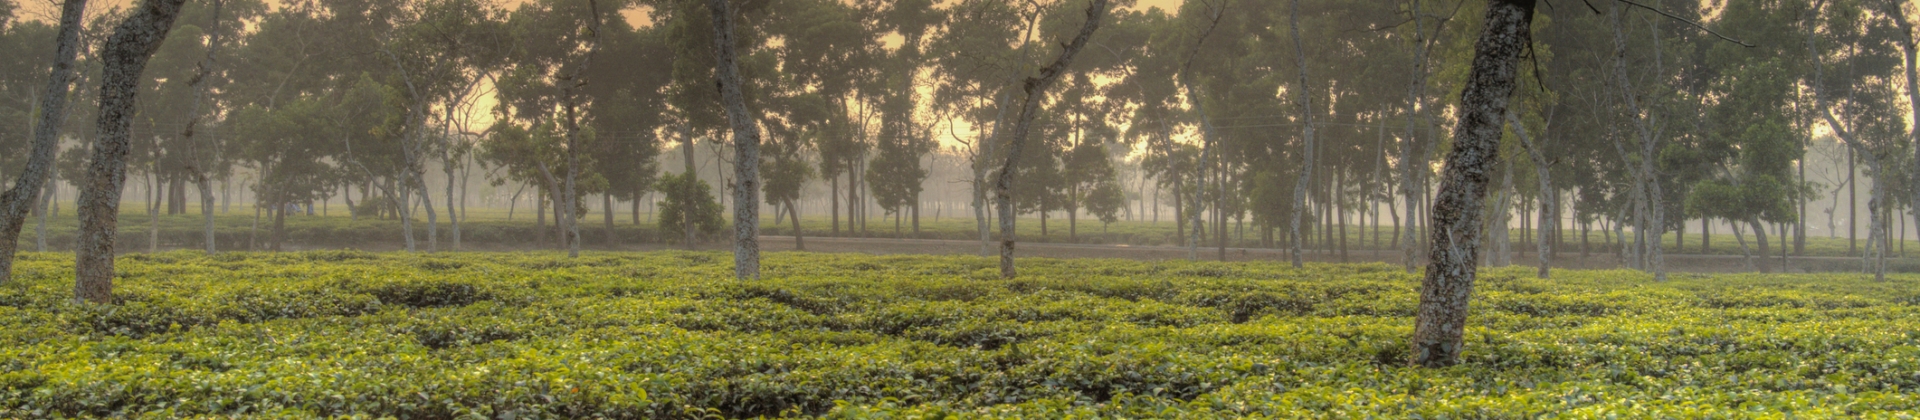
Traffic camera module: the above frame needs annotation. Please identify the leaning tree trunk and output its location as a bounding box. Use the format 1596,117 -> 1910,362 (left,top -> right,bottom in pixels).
0,0 -> 88,284
1286,0 -> 1316,269
76,0 -> 192,304
1409,0 -> 1534,368
993,0 -> 1108,279
709,0 -> 764,280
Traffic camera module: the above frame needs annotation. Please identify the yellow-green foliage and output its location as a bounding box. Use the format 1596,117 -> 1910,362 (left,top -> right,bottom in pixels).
0,251 -> 1916,417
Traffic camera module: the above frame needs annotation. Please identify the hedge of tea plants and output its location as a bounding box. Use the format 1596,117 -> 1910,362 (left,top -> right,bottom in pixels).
0,251 -> 1916,417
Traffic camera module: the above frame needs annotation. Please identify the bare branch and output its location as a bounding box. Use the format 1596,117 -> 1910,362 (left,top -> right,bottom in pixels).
1614,0 -> 1754,47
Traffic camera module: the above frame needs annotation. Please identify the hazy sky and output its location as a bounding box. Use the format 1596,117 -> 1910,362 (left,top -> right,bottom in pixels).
13,0 -> 1194,154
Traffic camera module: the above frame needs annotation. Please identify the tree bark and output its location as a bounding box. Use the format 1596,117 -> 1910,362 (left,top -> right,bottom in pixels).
1410,0 -> 1533,368
709,0 -> 764,279
993,0 -> 1107,278
75,0 -> 191,304
0,0 -> 89,283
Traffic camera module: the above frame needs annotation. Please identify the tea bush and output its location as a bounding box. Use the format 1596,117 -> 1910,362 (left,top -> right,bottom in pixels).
0,251 -> 1916,417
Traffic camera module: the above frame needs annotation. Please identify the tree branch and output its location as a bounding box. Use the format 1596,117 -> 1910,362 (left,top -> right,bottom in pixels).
1614,0 -> 1754,47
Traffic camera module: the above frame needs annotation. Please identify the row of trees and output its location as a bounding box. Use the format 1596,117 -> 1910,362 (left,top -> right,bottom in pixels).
0,0 -> 1916,366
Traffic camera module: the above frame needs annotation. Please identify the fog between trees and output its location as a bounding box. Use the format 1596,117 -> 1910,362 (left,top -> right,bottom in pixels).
0,0 -> 1916,359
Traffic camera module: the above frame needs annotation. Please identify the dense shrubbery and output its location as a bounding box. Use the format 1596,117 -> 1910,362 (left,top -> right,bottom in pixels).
0,251 -> 1916,417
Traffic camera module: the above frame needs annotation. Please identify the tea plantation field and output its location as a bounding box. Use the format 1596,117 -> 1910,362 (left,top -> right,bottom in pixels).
0,251 -> 1917,417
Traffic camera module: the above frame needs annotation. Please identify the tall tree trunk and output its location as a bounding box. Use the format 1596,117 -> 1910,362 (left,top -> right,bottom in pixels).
445,143 -> 460,251
271,199 -> 286,252
1182,74 -> 1212,261
1611,1 -> 1666,280
831,175 -> 840,235
1337,171 -> 1349,262
148,161 -> 159,253
603,193 -> 615,246
178,0 -> 224,255
1730,218 -> 1756,271
419,175 -> 437,252
682,126 -> 697,248
75,0 -> 191,304
534,184 -> 546,242
1399,0 -> 1439,274
1493,158 -> 1513,266
35,180 -> 52,252
1410,0 -> 1533,368
1884,1 -> 1920,265
1808,0 -> 1886,280
994,0 -> 1107,278
972,99 -> 1001,255
0,0 -> 89,282
789,198 -> 804,251
1508,113 -> 1551,278
709,0 -> 764,279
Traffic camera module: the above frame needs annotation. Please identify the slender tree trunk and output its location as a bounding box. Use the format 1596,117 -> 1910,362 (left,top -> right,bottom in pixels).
0,0 -> 89,280
683,126 -> 697,248
1337,172 -> 1348,262
831,176 -> 840,235
1409,0 -> 1534,368
420,175 -> 438,252
1287,0 -> 1315,269
1173,175 -> 1185,246
1493,159 -> 1513,266
1183,75 -> 1212,262
147,164 -> 159,253
994,0 -> 1107,278
35,180 -> 51,252
1399,0 -> 1438,274
710,0 -> 764,279
446,149 -> 460,251
1610,2 -> 1666,280
1731,218 -> 1756,271
175,0 -> 225,255
271,199 -> 286,252
1884,1 -> 1920,264
789,198 -> 804,250
75,0 -> 191,304
603,193 -> 615,246
1508,113 -> 1551,278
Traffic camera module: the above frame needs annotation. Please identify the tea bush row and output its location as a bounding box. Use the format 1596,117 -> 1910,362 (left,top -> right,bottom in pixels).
0,251 -> 1916,417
